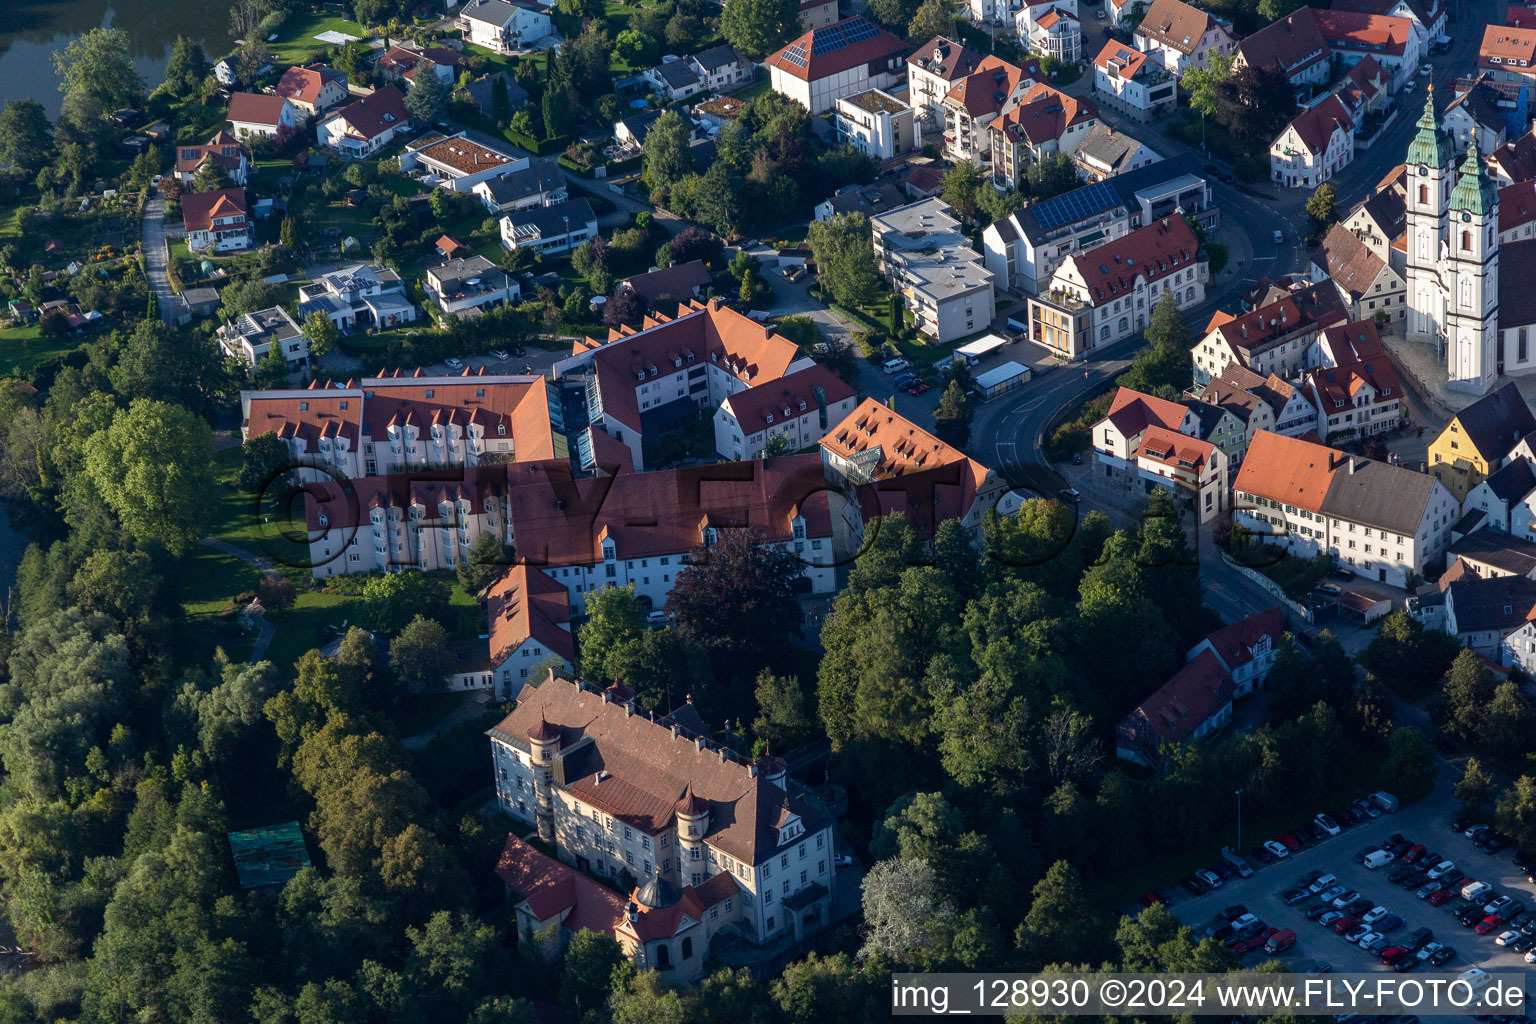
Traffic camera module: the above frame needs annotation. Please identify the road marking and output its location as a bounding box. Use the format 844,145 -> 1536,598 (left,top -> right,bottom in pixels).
996,441 -> 1017,465
1252,256 -> 1277,262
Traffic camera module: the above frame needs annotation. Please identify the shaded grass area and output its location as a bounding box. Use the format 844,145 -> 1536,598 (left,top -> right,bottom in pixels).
268,13 -> 368,66
1231,544 -> 1330,603
0,325 -> 81,376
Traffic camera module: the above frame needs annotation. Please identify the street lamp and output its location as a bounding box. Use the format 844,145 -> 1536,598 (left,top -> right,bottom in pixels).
1235,788 -> 1244,852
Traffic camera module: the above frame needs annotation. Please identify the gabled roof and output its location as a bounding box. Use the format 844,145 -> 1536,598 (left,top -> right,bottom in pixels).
1445,573 -> 1536,632
1449,529 -> 1536,575
1137,424 -> 1217,471
1319,452 -> 1441,535
477,165 -> 564,205
944,54 -> 1035,118
1320,318 -> 1387,364
496,834 -> 625,935
1212,281 -> 1348,353
1233,430 -> 1343,512
275,65 -> 345,105
504,198 -> 598,241
1237,8 -> 1328,78
1093,39 -> 1156,81
621,260 -> 713,307
1127,648 -> 1236,744
1103,385 -> 1189,438
1198,607 -> 1286,673
1313,8 -> 1413,55
765,16 -> 907,83
721,364 -> 856,435
1479,25 -> 1536,72
1446,381 -> 1536,462
1445,79 -> 1506,134
487,565 -> 574,665
991,82 -> 1099,145
1478,455 -> 1536,503
321,85 -> 408,142
181,187 -> 249,233
1500,180 -> 1536,234
691,43 -> 746,72
908,35 -> 985,84
1311,222 -> 1389,302
227,92 -> 289,126
1062,215 -> 1199,307
1136,0 -> 1225,55
651,60 -> 702,89
175,131 -> 249,176
1306,355 -> 1401,416
1280,95 -> 1355,157
1490,128 -> 1536,183
1074,123 -> 1156,173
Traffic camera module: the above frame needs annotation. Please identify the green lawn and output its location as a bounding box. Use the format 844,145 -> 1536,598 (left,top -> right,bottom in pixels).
725,78 -> 772,102
0,324 -> 80,375
268,13 -> 369,66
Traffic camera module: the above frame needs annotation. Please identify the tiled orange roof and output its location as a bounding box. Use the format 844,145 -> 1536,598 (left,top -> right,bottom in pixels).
1138,424 -> 1216,471
1094,39 -> 1152,79
496,835 -> 625,935
764,16 -> 906,82
487,565 -> 574,666
1065,215 -> 1199,307
227,92 -> 289,127
180,187 -> 248,233
1480,25 -> 1536,69
943,54 -> 1037,118
1104,385 -> 1189,438
1136,0 -> 1222,55
1280,94 -> 1354,156
1313,9 -> 1412,55
275,65 -> 344,105
991,82 -> 1099,145
1232,430 -> 1343,512
721,364 -> 856,435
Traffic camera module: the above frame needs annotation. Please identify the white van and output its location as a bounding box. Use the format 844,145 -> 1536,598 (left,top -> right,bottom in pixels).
882,356 -> 911,374
1363,850 -> 1395,869
1461,880 -> 1493,901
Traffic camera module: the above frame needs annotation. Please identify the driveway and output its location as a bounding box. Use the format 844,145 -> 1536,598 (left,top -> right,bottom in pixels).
141,195 -> 178,322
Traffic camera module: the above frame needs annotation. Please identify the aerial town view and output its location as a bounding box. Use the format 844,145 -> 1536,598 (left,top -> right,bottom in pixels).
4,0 -> 1536,1017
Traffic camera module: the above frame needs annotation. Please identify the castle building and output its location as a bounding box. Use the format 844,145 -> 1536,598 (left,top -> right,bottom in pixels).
1405,87 -> 1536,392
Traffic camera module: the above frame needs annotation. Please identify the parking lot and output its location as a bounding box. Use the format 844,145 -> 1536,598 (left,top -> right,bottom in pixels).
1167,791 -> 1536,986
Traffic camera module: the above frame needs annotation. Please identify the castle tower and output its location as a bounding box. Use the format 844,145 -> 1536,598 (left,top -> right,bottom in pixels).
528,718 -> 561,843
1445,130 -> 1501,393
1405,85 -> 1455,346
674,785 -> 710,888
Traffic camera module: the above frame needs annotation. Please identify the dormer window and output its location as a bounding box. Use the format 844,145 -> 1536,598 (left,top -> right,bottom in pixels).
497,423 -> 506,436
299,402 -> 309,411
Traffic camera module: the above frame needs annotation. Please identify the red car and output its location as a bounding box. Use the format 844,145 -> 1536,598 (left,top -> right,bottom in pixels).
1402,844 -> 1427,864
1333,916 -> 1361,934
1474,915 -> 1503,935
1281,834 -> 1303,852
1427,890 -> 1454,906
1138,891 -> 1167,907
1380,946 -> 1408,965
906,381 -> 929,395
1232,934 -> 1267,954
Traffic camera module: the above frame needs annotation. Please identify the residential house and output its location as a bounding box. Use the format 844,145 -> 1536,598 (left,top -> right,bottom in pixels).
691,94 -> 747,130
714,364 -> 859,460
1499,180 -> 1536,243
1271,95 -> 1356,189
181,187 -> 251,253
1090,385 -> 1198,469
400,130 -> 529,192
1190,281 -> 1348,384
1186,606 -> 1287,698
425,255 -> 520,317
1312,9 -> 1419,89
1463,456 -> 1536,532
464,72 -> 530,116
798,0 -> 840,29
1330,0 -> 1446,58
1428,380 -> 1536,499
297,264 -> 416,331
1092,39 -> 1177,123
560,299 -> 815,472
376,45 -> 460,89
1232,429 -> 1459,586
459,0 -> 554,52
499,199 -> 598,256
1448,529 -> 1536,574
490,677 -> 839,966
764,16 -> 908,115
1343,163 -> 1410,267
218,306 -> 307,366
496,454 -> 839,610
495,835 -> 626,959
907,35 -> 985,130
1490,127 -> 1536,184
1335,55 -> 1391,120
820,398 -> 1009,539
226,92 -> 297,140
1477,25 -> 1536,93
870,199 -> 995,344
987,83 -> 1101,191
174,131 -> 250,187
474,166 -> 568,212
1133,0 -> 1237,77
814,181 -> 907,221
645,59 -> 705,102
1184,399 -> 1250,465
1309,222 -> 1406,322
1106,0 -> 1152,29
619,260 -> 713,310
1303,352 -> 1403,442
1136,426 -> 1228,522
1442,573 -> 1536,656
1444,80 -> 1509,154
1025,215 -> 1206,359
240,372 -> 556,486
1233,8 -> 1332,99
688,44 -> 753,92
1187,363 -> 1320,448
1017,1 -> 1083,62
486,566 -> 574,694
273,65 -> 349,125
1073,124 -> 1162,182
982,157 -> 1215,294
315,86 -> 411,159
834,89 -> 917,161
1115,649 -> 1236,768
941,54 -> 1039,164
614,109 -> 665,152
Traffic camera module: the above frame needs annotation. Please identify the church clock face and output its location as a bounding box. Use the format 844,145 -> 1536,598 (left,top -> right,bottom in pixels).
1419,167 -> 1428,175
1463,213 -> 1472,222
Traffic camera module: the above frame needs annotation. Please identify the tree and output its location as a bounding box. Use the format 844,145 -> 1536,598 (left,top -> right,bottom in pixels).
1019,859 -> 1093,965
1361,610 -> 1459,698
234,39 -> 273,89
1456,757 -> 1498,815
1497,775 -> 1536,856
577,584 -> 649,681
561,930 -> 628,1021
128,146 -> 162,189
642,111 -> 695,203
303,310 -> 339,359
908,0 -> 954,42
219,278 -> 285,320
83,400 -> 214,555
542,77 -> 569,139
390,616 -> 452,695
859,858 -> 951,965
1181,53 -> 1231,121
1307,182 -> 1339,231
721,0 -> 799,58
752,669 -> 815,750
669,226 -> 724,268
0,100 -> 53,176
458,531 -> 514,595
67,548 -> 161,623
867,0 -> 922,30
1118,291 -> 1195,395
1215,63 -> 1295,143
361,572 -> 450,634
940,160 -> 983,223
405,72 -> 450,125
1381,726 -> 1436,799
669,529 -> 806,668
164,36 -> 210,98
191,157 -> 235,193
604,286 -> 646,327
1024,152 -> 1080,202
932,380 -> 973,446
1437,648 -> 1496,742
807,213 -> 881,308
53,28 -> 143,106
258,574 -> 297,614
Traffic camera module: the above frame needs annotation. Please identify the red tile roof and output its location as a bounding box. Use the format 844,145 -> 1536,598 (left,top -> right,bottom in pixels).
991,82 -> 1099,145
1064,215 -> 1199,307
1306,355 -> 1401,417
275,65 -> 344,105
721,364 -> 856,435
1237,8 -> 1328,77
1280,94 -> 1355,156
180,187 -> 248,233
1233,429 -> 1343,512
1094,39 -> 1153,80
1482,24 -> 1536,69
301,464 -> 521,530
1124,648 -> 1236,744
1200,606 -> 1285,672
764,16 -> 907,82
1311,222 -> 1387,303
1137,424 -> 1217,472
944,54 -> 1037,118
227,92 -> 290,127
496,834 -> 625,936
1491,128 -> 1536,183
1136,0 -> 1224,55
908,35 -> 985,84
487,565 -> 575,667
1501,180 -> 1536,233
1213,282 -> 1348,352
322,85 -> 409,142
175,130 -> 249,176
491,677 -> 828,863
1104,385 -> 1189,439
1313,9 -> 1412,55
1321,318 -> 1387,363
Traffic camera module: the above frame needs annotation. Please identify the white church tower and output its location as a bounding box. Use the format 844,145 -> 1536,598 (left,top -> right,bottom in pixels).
1405,85 -> 1454,349
1445,130 -> 1501,393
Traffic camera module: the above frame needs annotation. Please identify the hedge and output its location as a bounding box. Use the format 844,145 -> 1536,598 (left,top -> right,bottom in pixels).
502,128 -> 570,156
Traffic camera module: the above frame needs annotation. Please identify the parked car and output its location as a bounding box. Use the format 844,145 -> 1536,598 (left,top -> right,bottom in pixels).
1405,927 -> 1433,950
1402,844 -> 1427,864
1378,914 -> 1405,932
893,373 -> 917,388
1180,875 -> 1207,895
444,357 -> 464,369
1210,862 -> 1236,882
1333,890 -> 1363,908
1346,924 -> 1372,943
1497,929 -> 1521,946
1318,885 -> 1347,903
1333,916 -> 1362,935
1474,916 -> 1505,936
1430,946 -> 1455,966
1381,946 -> 1409,965
1428,860 -> 1456,880
1356,799 -> 1382,819
1355,845 -> 1382,864
1461,881 -> 1493,901
1440,868 -> 1465,886
1264,840 -> 1290,859
1319,911 -> 1344,927
1428,890 -> 1455,906
1513,933 -> 1536,953
490,349 -> 509,360
1416,882 -> 1444,900
1280,834 -> 1302,852
1272,229 -> 1286,245
1389,866 -> 1417,884
1196,868 -> 1224,889
1057,487 -> 1082,504
1416,941 -> 1443,962
906,381 -> 929,395
1305,904 -> 1335,921
1252,845 -> 1277,864
1359,932 -> 1388,951
1465,824 -> 1491,840
833,853 -> 854,867
1283,887 -> 1311,905
1484,833 -> 1512,853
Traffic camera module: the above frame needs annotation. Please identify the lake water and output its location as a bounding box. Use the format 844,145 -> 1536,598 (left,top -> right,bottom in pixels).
0,0 -> 235,117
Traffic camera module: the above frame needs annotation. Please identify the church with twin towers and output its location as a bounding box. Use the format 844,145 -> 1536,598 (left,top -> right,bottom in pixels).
1404,85 -> 1536,394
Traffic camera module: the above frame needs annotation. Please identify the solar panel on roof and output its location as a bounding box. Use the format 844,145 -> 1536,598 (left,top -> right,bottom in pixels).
783,45 -> 809,66
1031,179 -> 1122,231
811,17 -> 880,54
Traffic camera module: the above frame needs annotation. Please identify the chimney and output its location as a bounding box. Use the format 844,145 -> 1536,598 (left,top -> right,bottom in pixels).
748,763 -> 758,778
625,703 -> 633,717
719,747 -> 728,763
671,724 -> 680,738
601,690 -> 611,703
695,737 -> 706,752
